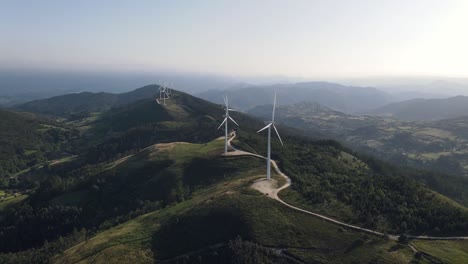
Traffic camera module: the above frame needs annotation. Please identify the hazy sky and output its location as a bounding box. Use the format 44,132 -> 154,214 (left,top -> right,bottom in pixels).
1,0 -> 467,78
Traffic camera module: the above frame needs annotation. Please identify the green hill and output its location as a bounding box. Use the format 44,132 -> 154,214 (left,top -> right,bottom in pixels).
50,140 -> 467,264
0,109 -> 78,180
15,85 -> 161,118
76,90 -> 240,163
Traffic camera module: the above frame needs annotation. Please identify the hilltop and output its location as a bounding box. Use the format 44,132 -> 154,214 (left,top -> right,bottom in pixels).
15,85 -> 161,118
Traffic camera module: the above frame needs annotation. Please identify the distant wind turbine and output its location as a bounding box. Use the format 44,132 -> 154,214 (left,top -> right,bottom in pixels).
218,95 -> 239,155
257,92 -> 283,180
157,81 -> 171,105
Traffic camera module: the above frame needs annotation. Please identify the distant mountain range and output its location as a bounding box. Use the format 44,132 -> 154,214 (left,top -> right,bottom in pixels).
369,95 -> 468,121
198,82 -> 468,122
197,82 -> 395,114
0,69 -> 245,106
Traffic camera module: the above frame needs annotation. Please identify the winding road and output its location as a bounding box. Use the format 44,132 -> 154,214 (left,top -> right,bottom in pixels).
224,132 -> 468,242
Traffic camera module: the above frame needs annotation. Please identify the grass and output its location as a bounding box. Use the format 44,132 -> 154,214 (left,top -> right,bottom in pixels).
279,187 -> 358,225
54,144 -> 419,264
419,152 -> 451,160
151,192 -> 417,263
49,155 -> 78,166
412,240 -> 468,264
23,149 -> 38,155
231,138 -> 259,154
163,102 -> 191,120
66,112 -> 101,131
57,191 -> 417,264
414,128 -> 456,140
339,151 -> 367,169
54,157 -> 266,264
430,191 -> 468,212
49,135 -> 451,264
0,194 -> 28,211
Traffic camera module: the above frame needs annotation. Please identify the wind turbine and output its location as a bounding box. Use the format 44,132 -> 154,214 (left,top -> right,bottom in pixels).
218,95 -> 239,155
257,92 -> 283,180
157,81 -> 170,105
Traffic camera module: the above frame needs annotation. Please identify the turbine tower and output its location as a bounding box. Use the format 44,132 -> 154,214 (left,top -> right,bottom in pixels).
218,95 -> 239,155
257,92 -> 283,180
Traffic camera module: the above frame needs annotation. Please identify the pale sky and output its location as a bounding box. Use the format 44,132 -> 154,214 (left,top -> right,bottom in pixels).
1,0 -> 467,78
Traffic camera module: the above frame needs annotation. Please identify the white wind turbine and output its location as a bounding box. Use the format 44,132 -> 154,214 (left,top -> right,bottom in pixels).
257,92 -> 283,180
218,95 -> 239,155
157,81 -> 170,105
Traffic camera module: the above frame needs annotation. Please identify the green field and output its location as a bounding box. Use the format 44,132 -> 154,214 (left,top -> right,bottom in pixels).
412,240 -> 468,264
0,194 -> 28,211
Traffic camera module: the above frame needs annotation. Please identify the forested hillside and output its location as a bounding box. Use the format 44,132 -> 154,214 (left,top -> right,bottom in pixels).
0,109 -> 78,180
15,85 -> 160,117
249,102 -> 468,206
236,131 -> 468,236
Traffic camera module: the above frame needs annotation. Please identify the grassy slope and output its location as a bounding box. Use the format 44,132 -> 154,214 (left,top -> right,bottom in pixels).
0,194 -> 28,212
412,240 -> 468,264
55,186 -> 418,264
53,140 -> 269,263
54,139 -> 419,264
0,109 -> 78,178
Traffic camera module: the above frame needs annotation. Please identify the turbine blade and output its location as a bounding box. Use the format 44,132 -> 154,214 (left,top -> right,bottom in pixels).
217,118 -> 227,130
223,95 -> 227,106
273,124 -> 283,146
228,108 -> 237,112
257,123 -> 272,133
272,92 -> 277,122
228,116 -> 239,126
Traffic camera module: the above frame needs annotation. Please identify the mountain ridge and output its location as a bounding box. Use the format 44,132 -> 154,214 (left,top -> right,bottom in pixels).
197,81 -> 395,114
369,95 -> 468,121
15,85 -> 161,117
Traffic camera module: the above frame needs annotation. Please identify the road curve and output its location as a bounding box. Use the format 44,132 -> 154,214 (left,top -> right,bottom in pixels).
225,132 -> 468,241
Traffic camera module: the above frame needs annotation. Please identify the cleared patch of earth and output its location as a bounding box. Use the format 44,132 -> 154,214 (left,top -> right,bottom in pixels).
251,178 -> 279,197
